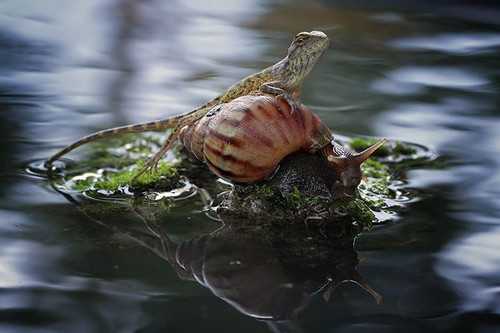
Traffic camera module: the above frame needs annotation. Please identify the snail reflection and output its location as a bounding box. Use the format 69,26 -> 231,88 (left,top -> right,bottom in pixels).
59,189 -> 381,332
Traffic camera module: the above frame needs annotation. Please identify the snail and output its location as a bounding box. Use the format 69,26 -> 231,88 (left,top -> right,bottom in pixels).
179,94 -> 386,187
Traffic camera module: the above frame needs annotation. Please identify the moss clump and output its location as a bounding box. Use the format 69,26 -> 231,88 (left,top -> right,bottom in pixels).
68,160 -> 183,195
341,199 -> 376,230
283,187 -> 316,208
359,191 -> 386,211
358,156 -> 392,205
367,179 -> 390,196
50,130 -> 185,196
100,160 -> 178,189
227,184 -> 376,228
70,173 -> 99,191
392,140 -> 416,156
361,159 -> 390,179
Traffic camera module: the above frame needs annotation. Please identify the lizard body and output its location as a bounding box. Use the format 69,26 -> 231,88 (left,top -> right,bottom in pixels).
44,31 -> 330,181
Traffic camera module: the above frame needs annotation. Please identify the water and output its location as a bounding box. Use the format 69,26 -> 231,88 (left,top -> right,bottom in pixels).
1,0 -> 500,332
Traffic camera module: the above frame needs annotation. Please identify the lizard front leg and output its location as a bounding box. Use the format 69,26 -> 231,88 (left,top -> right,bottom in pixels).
259,81 -> 300,114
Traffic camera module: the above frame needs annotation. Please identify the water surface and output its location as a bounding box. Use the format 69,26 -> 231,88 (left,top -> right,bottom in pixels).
1,0 -> 500,332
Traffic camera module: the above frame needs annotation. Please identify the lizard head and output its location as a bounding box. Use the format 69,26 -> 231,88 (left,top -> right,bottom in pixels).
287,31 -> 330,73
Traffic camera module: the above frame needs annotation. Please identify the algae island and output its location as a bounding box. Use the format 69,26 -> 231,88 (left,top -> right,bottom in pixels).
39,132 -> 433,230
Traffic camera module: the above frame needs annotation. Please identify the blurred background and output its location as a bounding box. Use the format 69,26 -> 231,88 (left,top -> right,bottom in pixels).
0,0 -> 499,332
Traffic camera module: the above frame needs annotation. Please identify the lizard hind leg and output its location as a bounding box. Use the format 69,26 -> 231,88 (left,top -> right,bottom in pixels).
130,106 -> 212,184
131,124 -> 181,183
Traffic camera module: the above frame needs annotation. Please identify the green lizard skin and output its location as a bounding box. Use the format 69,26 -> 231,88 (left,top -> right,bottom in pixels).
44,31 -> 330,182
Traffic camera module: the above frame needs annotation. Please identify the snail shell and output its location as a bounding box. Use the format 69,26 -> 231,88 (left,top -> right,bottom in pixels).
179,94 -> 333,183
179,94 -> 386,186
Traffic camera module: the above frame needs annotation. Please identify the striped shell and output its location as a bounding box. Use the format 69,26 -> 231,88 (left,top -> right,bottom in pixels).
179,94 -> 333,183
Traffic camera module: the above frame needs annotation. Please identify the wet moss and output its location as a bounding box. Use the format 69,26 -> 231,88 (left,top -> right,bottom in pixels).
361,159 -> 390,179
358,155 -> 392,206
359,191 -> 386,212
342,199 -> 376,229
52,129 -> 423,230
106,160 -> 177,189
69,160 -> 182,194
51,131 -> 184,196
226,184 -> 376,229
70,174 -> 98,191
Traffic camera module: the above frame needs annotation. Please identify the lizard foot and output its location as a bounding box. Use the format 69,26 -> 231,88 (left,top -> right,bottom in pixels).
259,83 -> 300,115
131,161 -> 153,183
131,130 -> 179,184
131,153 -> 165,183
276,92 -> 300,115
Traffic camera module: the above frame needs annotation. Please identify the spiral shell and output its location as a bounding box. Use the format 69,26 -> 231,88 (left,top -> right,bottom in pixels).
179,94 -> 333,183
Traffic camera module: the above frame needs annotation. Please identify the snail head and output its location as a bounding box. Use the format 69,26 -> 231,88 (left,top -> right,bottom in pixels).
327,139 -> 387,188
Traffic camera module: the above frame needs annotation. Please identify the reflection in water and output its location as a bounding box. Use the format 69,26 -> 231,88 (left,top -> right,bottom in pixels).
437,227 -> 500,314
389,33 -> 500,54
57,189 -> 381,332
372,66 -> 489,96
385,67 -> 488,89
107,0 -> 140,123
107,0 -> 173,123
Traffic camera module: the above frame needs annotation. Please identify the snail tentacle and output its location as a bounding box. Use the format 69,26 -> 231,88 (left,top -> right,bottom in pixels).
353,138 -> 387,165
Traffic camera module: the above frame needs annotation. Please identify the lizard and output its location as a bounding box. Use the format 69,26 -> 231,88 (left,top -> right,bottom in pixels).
44,30 -> 330,182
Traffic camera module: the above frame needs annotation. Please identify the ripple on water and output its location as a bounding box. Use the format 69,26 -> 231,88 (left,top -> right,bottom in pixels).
25,159 -> 67,178
372,66 -> 489,95
436,228 -> 500,314
389,33 -> 500,54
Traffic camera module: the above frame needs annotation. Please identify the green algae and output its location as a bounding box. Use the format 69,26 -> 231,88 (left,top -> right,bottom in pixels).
227,184 -> 377,229
361,159 -> 390,179
55,132 -> 183,196
100,160 -> 178,189
68,159 -> 182,195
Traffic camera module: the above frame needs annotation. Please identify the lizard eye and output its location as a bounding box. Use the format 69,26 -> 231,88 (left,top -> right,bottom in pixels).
295,35 -> 309,46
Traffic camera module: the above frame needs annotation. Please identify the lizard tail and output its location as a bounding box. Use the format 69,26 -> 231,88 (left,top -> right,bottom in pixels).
44,118 -> 179,167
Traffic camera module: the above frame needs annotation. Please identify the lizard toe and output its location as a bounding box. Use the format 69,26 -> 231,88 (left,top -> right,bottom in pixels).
277,93 -> 298,115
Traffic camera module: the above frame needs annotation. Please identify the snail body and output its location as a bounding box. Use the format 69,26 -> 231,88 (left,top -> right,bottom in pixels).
179,94 -> 385,187
179,94 -> 333,183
